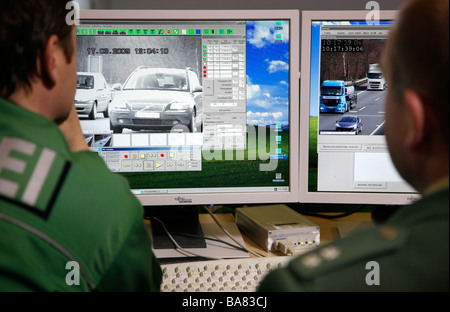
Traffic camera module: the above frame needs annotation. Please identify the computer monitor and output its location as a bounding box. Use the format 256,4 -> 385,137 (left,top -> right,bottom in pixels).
299,10 -> 421,205
76,10 -> 299,210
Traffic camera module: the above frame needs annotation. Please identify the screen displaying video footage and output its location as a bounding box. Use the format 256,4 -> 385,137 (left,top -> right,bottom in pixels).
76,20 -> 292,195
308,20 -> 416,194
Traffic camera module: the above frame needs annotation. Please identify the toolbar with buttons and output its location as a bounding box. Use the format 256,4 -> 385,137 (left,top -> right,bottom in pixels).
98,147 -> 202,173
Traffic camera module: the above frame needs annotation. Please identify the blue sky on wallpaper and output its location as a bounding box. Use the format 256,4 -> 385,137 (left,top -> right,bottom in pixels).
246,20 -> 290,126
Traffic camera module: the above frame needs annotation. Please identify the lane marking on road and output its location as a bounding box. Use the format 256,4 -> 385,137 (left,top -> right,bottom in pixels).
359,106 -> 366,112
371,120 -> 386,135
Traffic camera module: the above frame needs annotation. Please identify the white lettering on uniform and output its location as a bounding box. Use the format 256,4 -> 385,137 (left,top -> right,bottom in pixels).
22,148 -> 56,206
0,137 -> 56,207
0,138 -> 36,198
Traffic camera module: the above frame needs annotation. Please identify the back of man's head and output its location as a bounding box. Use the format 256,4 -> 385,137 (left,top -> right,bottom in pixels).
389,0 -> 449,145
0,0 -> 74,98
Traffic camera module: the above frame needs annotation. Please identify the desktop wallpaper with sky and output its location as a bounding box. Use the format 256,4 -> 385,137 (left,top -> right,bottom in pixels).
245,20 -> 290,128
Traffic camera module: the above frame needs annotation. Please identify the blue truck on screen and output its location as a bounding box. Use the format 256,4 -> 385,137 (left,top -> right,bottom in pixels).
320,80 -> 357,114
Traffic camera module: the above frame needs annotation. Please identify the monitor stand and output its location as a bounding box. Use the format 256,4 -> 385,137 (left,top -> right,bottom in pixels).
371,205 -> 401,224
146,206 -> 207,249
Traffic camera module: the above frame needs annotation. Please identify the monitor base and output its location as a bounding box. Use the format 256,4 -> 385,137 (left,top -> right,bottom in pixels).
371,205 -> 401,224
146,206 -> 207,249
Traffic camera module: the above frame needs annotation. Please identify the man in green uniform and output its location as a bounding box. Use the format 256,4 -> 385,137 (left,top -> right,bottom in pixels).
0,0 -> 162,291
260,0 -> 449,292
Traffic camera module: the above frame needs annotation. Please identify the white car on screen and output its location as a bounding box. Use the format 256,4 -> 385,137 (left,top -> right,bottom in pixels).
108,67 -> 203,133
75,72 -> 112,120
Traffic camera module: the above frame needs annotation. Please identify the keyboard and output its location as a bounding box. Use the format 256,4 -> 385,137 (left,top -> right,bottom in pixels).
160,256 -> 293,292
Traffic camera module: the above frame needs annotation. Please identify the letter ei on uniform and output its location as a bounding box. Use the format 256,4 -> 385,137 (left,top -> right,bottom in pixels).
0,137 -> 70,218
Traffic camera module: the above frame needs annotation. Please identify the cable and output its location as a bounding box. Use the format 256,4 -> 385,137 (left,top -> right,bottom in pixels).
176,233 -> 248,253
152,217 -> 222,261
202,206 -> 266,258
145,216 -> 247,252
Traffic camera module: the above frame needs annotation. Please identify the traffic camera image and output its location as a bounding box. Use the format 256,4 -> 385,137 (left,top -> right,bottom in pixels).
319,39 -> 387,136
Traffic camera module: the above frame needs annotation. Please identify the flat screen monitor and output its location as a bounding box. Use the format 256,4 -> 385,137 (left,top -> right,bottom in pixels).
77,10 -> 299,207
299,10 -> 421,205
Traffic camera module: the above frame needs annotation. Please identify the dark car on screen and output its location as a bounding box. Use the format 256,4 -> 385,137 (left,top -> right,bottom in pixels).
335,116 -> 363,134
108,67 -> 203,133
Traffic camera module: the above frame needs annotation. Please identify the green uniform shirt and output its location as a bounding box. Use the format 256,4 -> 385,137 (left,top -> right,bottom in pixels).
259,189 -> 449,292
0,98 -> 162,291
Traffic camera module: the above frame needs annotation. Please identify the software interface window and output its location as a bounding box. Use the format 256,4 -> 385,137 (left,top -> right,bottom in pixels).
77,19 -> 291,196
308,20 -> 416,194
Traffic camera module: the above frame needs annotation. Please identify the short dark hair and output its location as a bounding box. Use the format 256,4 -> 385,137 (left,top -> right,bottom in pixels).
389,0 -> 449,143
0,0 -> 74,98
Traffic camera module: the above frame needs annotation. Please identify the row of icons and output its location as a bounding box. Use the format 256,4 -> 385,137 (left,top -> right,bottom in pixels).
77,28 -> 234,36
100,151 -> 199,161
119,159 -> 201,172
123,151 -> 192,160
99,149 -> 202,172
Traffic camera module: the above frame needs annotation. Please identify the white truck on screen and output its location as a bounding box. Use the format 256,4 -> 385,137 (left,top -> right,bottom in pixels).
367,63 -> 387,91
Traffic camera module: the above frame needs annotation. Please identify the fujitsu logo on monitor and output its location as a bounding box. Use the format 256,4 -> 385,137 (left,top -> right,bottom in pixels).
407,196 -> 420,204
174,196 -> 193,204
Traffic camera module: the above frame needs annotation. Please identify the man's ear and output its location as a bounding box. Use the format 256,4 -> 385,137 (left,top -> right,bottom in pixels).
403,90 -> 426,150
39,34 -> 61,89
